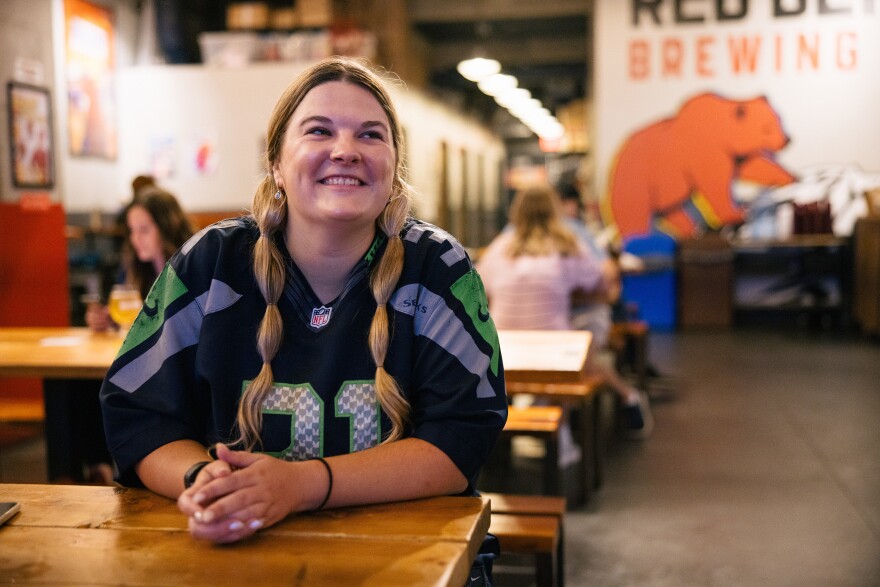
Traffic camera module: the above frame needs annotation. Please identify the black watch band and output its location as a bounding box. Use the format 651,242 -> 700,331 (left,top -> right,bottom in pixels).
183,461 -> 211,489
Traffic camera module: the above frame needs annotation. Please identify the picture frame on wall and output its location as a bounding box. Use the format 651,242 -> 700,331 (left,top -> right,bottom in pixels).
65,0 -> 116,159
7,82 -> 55,188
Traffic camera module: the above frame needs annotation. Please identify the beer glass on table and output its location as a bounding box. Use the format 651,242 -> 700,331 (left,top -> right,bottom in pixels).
108,284 -> 142,335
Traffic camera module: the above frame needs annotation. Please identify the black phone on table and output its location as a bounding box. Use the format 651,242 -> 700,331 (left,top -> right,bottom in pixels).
0,502 -> 21,526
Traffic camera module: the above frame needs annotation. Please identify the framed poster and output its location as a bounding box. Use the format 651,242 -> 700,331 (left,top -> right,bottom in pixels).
65,0 -> 116,159
7,82 -> 54,188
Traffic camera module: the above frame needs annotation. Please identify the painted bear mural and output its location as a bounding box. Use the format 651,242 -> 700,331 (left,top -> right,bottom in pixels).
604,92 -> 796,241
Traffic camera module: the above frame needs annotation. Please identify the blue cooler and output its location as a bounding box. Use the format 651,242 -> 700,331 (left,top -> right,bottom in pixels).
621,234 -> 678,331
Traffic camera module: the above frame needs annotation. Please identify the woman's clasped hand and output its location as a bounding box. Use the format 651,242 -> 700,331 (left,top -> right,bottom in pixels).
177,444 -> 325,543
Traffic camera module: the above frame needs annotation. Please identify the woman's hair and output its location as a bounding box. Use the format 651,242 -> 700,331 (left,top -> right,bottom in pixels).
122,186 -> 194,299
237,57 -> 414,450
507,183 -> 580,257
131,174 -> 156,196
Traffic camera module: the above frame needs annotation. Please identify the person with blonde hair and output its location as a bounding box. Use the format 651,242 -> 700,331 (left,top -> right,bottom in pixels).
478,183 -> 651,447
100,57 -> 507,547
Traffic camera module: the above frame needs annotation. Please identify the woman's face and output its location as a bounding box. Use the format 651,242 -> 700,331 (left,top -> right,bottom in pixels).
126,205 -> 164,265
272,81 -> 395,233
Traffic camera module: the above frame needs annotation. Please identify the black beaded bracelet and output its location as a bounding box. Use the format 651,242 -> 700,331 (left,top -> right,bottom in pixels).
312,457 -> 333,511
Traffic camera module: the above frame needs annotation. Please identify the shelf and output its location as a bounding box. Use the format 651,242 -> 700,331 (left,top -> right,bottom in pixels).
732,237 -> 850,326
733,235 -> 846,251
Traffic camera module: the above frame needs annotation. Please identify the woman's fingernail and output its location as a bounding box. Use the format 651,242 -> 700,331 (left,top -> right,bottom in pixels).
202,510 -> 214,523
193,511 -> 203,522
229,520 -> 244,531
248,519 -> 263,530
193,493 -> 205,504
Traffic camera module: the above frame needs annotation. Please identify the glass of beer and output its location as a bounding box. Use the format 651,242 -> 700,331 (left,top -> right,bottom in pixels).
108,284 -> 142,335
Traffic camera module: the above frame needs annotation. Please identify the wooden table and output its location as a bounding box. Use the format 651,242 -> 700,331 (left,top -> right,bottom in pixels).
496,330 -> 601,505
1,327 -> 596,492
0,483 -> 490,586
0,327 -> 122,379
0,328 -> 123,481
498,329 -> 591,384
0,327 -> 591,385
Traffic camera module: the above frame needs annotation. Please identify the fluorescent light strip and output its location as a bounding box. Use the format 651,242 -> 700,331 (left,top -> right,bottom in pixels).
457,58 -> 565,140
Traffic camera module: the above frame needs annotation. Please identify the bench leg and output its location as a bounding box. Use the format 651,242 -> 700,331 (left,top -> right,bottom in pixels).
535,551 -> 557,587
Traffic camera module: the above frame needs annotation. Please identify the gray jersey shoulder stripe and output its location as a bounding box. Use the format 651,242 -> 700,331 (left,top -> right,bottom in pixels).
197,279 -> 243,315
403,228 -> 423,244
390,284 -> 496,398
404,224 -> 467,267
109,300 -> 203,393
440,246 -> 467,267
181,219 -> 242,255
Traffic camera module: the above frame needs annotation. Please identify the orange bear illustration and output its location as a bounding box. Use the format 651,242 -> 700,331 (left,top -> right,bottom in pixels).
605,93 -> 796,240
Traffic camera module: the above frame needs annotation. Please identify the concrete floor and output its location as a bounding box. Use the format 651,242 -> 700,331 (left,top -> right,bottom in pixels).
486,328 -> 880,586
2,328 -> 879,585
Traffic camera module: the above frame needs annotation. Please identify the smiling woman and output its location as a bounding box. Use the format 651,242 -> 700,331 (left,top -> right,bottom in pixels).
273,81 -> 395,249
99,59 -> 508,579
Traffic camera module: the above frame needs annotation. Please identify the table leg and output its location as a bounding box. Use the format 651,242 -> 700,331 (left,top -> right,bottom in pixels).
543,435 -> 560,496
593,389 -> 614,490
632,331 -> 649,392
577,396 -> 597,504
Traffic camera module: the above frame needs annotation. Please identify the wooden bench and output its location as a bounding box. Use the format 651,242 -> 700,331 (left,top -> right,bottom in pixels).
0,399 -> 44,422
501,405 -> 563,496
506,376 -> 608,503
484,492 -> 567,587
0,398 -> 45,452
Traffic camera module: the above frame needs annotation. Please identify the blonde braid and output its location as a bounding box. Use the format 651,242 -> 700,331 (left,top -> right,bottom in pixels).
236,176 -> 287,449
369,188 -> 411,442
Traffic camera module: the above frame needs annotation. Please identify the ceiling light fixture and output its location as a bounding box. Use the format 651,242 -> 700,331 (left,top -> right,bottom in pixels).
494,87 -> 531,109
477,73 -> 518,97
457,57 -> 567,144
456,57 -> 501,82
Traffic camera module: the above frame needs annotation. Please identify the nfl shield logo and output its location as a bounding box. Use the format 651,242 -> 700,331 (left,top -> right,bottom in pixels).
310,305 -> 332,329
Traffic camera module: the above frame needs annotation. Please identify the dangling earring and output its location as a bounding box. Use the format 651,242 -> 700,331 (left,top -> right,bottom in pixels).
274,190 -> 283,200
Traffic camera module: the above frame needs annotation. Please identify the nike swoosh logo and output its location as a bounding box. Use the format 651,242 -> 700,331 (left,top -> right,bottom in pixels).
142,299 -> 159,318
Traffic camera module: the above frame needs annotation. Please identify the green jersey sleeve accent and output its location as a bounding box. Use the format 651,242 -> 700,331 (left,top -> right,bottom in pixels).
364,233 -> 385,265
117,265 -> 189,357
451,269 -> 501,377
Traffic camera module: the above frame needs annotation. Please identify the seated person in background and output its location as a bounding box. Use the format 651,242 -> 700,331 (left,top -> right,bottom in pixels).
558,183 -> 621,345
559,185 -> 668,391
100,58 -> 507,553
86,183 -> 194,331
478,183 -> 652,442
131,173 -> 157,196
71,183 -> 194,484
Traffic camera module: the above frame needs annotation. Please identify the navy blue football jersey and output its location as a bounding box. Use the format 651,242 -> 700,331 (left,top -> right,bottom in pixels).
100,216 -> 507,490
